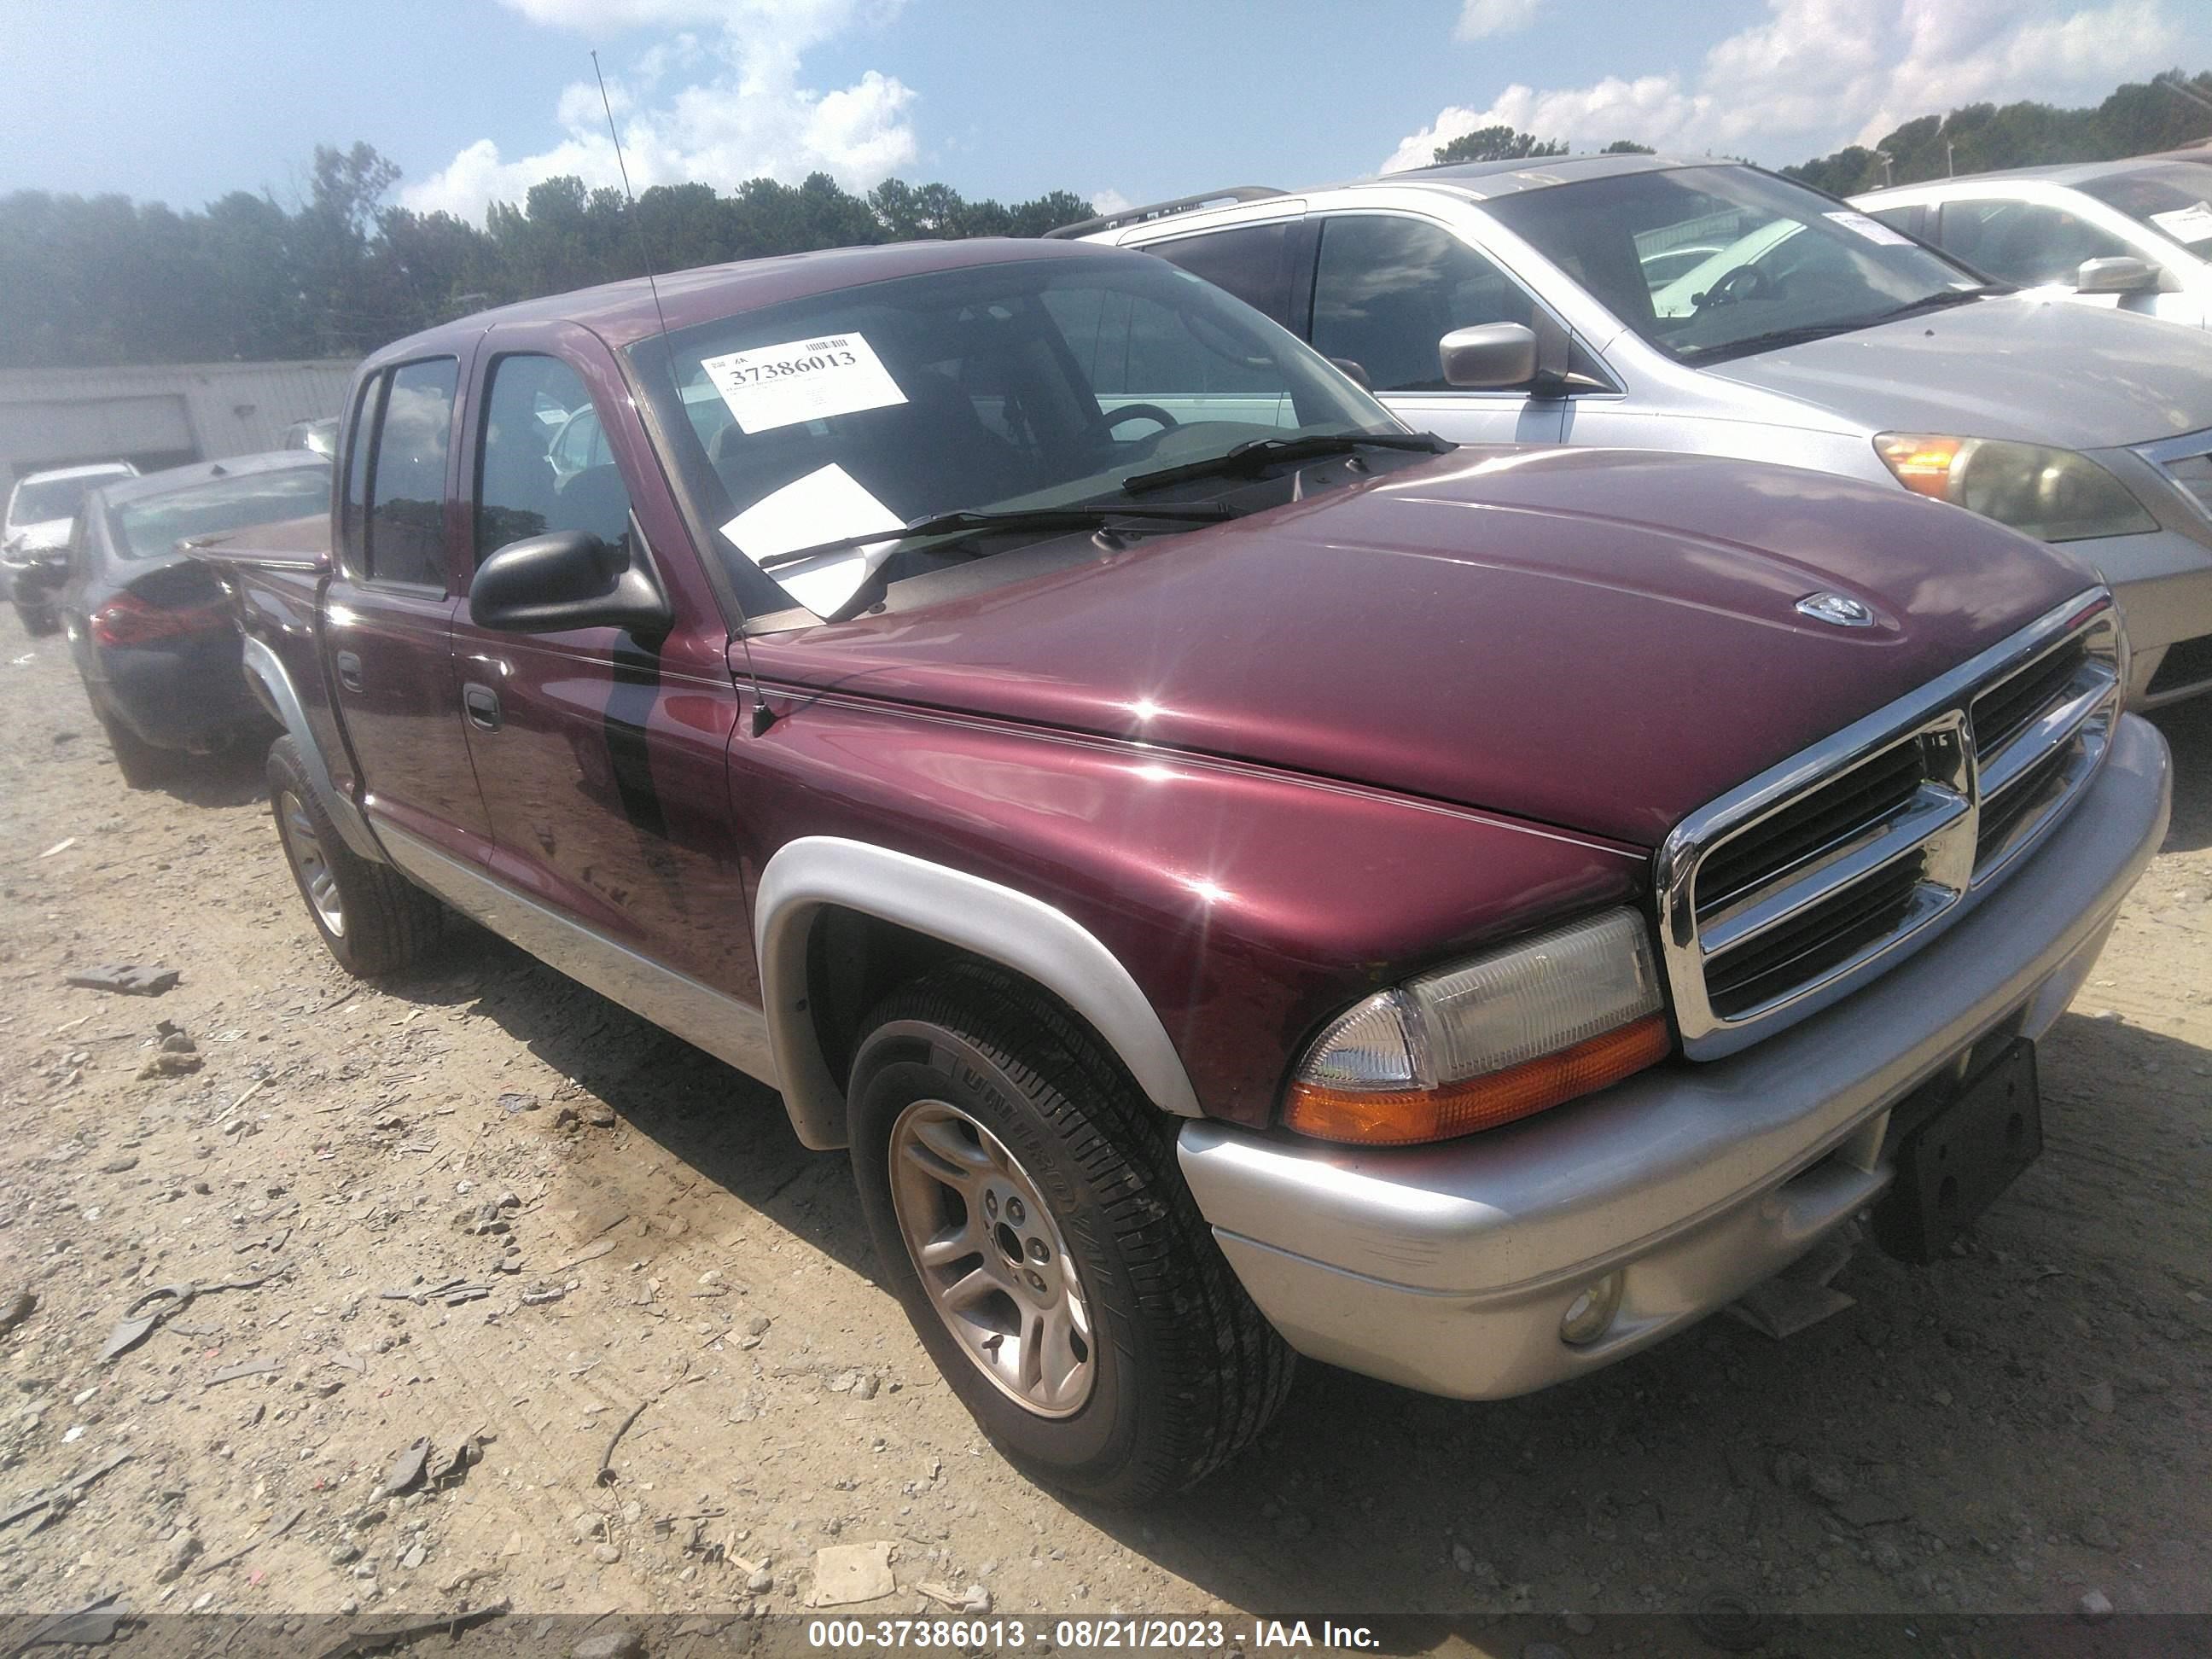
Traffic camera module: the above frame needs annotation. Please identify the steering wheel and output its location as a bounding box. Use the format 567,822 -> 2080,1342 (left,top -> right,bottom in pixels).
1697,263 -> 1776,309
1074,402 -> 1180,451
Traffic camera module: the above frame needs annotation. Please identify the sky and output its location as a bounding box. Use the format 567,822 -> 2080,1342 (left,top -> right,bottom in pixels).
0,0 -> 2197,224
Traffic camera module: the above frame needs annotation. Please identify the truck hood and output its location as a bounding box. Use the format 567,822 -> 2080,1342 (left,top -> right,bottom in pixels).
1707,294 -> 2212,450
750,447 -> 2098,847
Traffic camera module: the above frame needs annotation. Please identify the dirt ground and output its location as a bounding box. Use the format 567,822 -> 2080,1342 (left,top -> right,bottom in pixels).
0,610 -> 2206,1649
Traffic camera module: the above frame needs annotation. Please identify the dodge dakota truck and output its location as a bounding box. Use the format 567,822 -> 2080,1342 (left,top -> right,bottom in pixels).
194,236 -> 2170,1503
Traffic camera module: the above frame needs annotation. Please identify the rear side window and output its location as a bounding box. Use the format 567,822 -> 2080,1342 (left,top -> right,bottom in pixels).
475,354 -> 634,567
1311,215 -> 1537,393
1933,198 -> 2131,287
1150,224 -> 1295,323
363,357 -> 458,589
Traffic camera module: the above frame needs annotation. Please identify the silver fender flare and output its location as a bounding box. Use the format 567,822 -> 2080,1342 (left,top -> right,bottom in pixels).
240,634 -> 384,863
754,837 -> 1204,1150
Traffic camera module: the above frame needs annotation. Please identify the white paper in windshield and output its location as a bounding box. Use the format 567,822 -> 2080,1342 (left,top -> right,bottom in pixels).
720,463 -> 906,616
698,333 -> 907,435
2150,202 -> 2212,245
1824,210 -> 1915,247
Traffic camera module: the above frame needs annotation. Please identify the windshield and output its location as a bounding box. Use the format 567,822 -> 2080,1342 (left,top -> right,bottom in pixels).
626,253 -> 1397,616
10,471 -> 124,527
1486,165 -> 1988,364
2077,165 -> 2212,253
110,463 -> 331,561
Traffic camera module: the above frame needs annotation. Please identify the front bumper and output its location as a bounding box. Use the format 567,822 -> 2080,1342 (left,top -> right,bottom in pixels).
2080,526 -> 2212,706
1178,713 -> 2170,1400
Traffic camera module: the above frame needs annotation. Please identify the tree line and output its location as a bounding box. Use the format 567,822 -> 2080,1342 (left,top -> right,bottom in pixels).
0,143 -> 1095,370
1430,68 -> 2210,189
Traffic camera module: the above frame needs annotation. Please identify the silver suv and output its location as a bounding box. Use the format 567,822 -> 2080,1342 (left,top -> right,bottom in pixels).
1066,154 -> 2212,707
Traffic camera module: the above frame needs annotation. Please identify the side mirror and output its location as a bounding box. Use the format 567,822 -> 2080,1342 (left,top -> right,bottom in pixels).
2076,255 -> 2158,295
1439,323 -> 1538,389
469,528 -> 671,636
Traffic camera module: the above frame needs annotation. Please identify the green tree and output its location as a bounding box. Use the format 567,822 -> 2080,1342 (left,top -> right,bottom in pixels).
1433,125 -> 1567,165
1601,139 -> 1655,154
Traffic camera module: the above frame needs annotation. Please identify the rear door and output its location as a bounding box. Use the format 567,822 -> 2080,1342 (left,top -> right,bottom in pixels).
448,324 -> 759,1001
325,355 -> 495,857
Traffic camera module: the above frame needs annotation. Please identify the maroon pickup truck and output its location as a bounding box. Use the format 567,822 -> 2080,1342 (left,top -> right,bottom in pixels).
195,236 -> 2170,1503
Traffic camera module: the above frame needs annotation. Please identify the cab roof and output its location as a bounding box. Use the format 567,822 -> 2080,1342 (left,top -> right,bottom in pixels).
366,236 -> 1144,370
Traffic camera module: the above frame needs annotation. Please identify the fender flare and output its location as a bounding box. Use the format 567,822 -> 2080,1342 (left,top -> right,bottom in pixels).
239,634 -> 385,863
754,837 -> 1204,1150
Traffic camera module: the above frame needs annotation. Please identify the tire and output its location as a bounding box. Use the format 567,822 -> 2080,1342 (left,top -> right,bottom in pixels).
848,960 -> 1293,1503
15,600 -> 58,637
97,710 -> 172,789
266,736 -> 442,975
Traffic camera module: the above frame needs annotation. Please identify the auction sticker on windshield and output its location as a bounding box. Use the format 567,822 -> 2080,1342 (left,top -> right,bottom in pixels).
1824,210 -> 1915,248
700,333 -> 908,435
721,462 -> 905,614
2151,202 -> 2212,246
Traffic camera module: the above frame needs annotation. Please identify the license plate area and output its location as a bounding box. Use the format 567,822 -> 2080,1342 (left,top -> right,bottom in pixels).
1872,1039 -> 2042,1264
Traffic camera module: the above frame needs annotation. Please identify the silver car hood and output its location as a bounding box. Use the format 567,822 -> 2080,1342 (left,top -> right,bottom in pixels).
1706,294 -> 2212,450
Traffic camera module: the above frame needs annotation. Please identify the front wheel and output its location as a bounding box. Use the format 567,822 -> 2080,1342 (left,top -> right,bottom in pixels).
267,736 -> 442,975
848,962 -> 1293,1503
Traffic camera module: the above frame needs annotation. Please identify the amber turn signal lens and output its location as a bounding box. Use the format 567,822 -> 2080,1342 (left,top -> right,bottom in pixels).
1281,1015 -> 1672,1147
1873,433 -> 1964,500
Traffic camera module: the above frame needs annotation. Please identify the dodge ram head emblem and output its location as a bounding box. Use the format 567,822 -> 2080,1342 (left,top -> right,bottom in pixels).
1796,591 -> 1876,627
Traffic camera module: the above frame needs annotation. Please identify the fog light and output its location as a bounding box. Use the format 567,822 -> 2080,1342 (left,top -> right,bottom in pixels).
1559,1272 -> 1623,1347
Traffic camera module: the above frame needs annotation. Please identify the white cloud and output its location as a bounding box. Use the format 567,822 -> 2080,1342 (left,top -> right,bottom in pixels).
403,0 -> 917,223
1456,0 -> 1543,41
1384,0 -> 2182,173
1088,187 -> 1133,217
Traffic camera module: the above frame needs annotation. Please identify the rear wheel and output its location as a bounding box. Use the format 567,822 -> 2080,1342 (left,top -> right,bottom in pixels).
14,599 -> 58,637
267,736 -> 442,975
848,961 -> 1293,1503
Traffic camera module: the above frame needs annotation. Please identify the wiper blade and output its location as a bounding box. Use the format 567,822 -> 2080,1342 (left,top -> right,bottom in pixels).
1121,430 -> 1452,494
1868,287 -> 1991,322
753,503 -> 1235,570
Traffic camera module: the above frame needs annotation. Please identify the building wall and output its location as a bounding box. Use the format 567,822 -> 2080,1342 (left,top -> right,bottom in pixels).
0,360 -> 358,486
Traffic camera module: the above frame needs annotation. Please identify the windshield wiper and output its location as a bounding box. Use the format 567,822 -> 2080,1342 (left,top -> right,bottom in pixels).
1682,288 -> 2000,364
1121,430 -> 1452,494
1867,287 -> 1994,322
753,502 -> 1237,571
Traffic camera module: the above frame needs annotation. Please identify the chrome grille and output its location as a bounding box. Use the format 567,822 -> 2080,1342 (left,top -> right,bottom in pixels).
1656,590 -> 2122,1059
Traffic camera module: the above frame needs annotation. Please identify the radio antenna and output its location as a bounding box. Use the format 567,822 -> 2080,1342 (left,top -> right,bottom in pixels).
591,49 -> 777,735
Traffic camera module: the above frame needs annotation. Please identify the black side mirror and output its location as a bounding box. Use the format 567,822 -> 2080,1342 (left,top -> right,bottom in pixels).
469,527 -> 672,636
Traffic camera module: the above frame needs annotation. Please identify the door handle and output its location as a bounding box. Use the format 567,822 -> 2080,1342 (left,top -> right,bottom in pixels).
463,681 -> 503,731
334,650 -> 364,694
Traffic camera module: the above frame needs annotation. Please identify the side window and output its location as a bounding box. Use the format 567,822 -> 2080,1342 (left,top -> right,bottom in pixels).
1150,224 -> 1294,323
1865,203 -> 1922,240
1312,216 -> 1537,393
1935,199 -> 2130,287
1039,287 -> 1292,420
364,358 -> 458,589
476,354 -> 633,566
339,374 -> 378,581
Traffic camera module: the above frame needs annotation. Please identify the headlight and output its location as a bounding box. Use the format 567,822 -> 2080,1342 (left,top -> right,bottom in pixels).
1874,434 -> 2156,542
1284,909 -> 1671,1146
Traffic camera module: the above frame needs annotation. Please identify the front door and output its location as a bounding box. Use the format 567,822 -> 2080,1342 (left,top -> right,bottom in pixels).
1305,212 -> 1567,445
326,354 -> 494,860
449,329 -> 760,1004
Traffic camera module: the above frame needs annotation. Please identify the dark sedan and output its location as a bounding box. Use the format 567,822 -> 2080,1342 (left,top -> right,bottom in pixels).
65,453 -> 330,784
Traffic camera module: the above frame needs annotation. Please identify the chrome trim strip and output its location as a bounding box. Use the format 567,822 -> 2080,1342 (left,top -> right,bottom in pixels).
1657,587 -> 2118,1059
2133,425 -> 2212,524
239,634 -> 384,863
755,837 -> 1206,1151
377,824 -> 780,1091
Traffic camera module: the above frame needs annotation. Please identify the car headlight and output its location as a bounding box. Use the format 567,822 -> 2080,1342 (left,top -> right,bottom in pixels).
1284,909 -> 1672,1146
1874,434 -> 2156,542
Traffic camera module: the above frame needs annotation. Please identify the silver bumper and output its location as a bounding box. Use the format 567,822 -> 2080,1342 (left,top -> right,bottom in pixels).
2082,526 -> 2212,705
1178,713 -> 2171,1400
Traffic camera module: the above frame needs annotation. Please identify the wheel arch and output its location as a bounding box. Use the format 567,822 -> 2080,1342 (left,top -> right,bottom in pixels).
239,634 -> 384,863
754,837 -> 1204,1150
